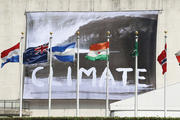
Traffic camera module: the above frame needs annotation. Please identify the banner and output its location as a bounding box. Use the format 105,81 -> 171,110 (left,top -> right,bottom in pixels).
23,11 -> 158,100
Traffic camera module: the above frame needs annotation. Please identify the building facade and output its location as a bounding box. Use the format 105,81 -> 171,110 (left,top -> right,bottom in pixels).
0,0 -> 180,117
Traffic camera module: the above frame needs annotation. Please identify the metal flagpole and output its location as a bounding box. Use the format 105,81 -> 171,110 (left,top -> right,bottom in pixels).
76,31 -> 80,117
164,31 -> 167,117
164,73 -> 167,117
105,31 -> 110,117
48,32 -> 53,117
134,31 -> 138,117
19,32 -> 24,117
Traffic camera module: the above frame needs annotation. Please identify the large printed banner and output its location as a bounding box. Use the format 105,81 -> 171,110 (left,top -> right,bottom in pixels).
23,11 -> 158,100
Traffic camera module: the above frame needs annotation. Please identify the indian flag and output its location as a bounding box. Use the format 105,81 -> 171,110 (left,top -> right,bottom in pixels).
85,41 -> 109,61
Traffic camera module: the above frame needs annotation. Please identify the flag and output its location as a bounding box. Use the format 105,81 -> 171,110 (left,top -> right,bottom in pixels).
85,41 -> 109,61
23,43 -> 49,64
132,40 -> 138,57
175,50 -> 180,65
157,43 -> 167,74
1,43 -> 20,68
52,42 -> 75,62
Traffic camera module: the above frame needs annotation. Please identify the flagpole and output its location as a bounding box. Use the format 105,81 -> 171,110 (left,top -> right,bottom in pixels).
19,32 -> 24,117
105,31 -> 110,117
48,32 -> 53,117
164,31 -> 167,117
76,31 -> 80,117
164,72 -> 167,117
134,31 -> 138,117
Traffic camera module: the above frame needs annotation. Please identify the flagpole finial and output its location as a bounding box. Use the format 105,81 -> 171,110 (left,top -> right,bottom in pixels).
106,31 -> 110,36
50,32 -> 53,35
76,31 -> 80,35
135,31 -> 138,35
21,32 -> 24,35
164,31 -> 167,34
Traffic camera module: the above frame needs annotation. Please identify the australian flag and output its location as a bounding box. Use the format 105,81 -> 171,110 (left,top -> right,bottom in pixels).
23,43 -> 49,64
157,43 -> 167,74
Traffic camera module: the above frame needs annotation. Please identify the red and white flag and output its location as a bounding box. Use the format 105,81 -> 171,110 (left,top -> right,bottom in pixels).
157,43 -> 167,74
1,43 -> 20,68
175,50 -> 180,65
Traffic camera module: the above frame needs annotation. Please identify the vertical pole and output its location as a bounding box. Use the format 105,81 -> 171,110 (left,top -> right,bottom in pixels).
164,73 -> 167,117
76,31 -> 80,117
164,31 -> 167,117
134,31 -> 138,117
48,32 -> 53,117
19,32 -> 24,117
105,31 -> 110,117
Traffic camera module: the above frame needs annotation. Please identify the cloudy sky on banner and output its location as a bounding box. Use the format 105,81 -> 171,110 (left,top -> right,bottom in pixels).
26,11 -> 158,48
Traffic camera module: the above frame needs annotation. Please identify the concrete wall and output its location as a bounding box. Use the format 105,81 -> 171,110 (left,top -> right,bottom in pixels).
0,0 -> 180,117
27,100 -> 116,117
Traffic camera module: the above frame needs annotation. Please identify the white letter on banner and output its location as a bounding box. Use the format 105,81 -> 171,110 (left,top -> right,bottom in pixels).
79,67 -> 96,87
67,66 -> 72,86
32,67 -> 45,87
137,68 -> 147,85
99,67 -> 115,87
51,67 -> 62,86
116,68 -> 133,86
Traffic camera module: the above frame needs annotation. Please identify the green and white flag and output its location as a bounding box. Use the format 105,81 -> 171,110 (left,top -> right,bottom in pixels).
132,40 -> 138,57
85,41 -> 109,61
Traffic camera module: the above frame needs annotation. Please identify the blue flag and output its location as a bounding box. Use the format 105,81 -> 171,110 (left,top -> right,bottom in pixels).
23,43 -> 49,64
52,42 -> 76,62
